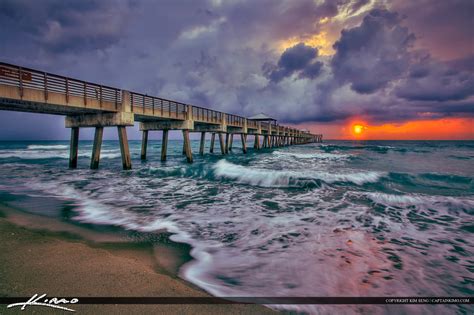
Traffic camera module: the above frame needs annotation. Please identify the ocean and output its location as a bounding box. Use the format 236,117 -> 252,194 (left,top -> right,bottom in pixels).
0,139 -> 472,314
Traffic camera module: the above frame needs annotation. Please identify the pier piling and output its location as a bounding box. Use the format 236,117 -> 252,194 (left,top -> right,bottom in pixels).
118,126 -> 132,170
69,127 -> 79,169
225,133 -> 230,154
219,133 -> 226,155
199,132 -> 206,155
182,130 -> 193,163
161,130 -> 168,161
241,134 -> 247,154
141,130 -> 148,160
210,133 -> 215,153
254,135 -> 260,149
90,126 -> 104,169
229,134 -> 233,151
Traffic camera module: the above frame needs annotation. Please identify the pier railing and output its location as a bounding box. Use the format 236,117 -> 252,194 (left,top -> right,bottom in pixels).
0,62 -> 121,109
130,92 -> 188,120
192,105 -> 224,124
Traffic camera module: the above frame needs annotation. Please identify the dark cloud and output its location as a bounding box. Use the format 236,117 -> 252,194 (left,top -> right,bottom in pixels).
331,9 -> 415,93
0,0 -> 134,53
391,0 -> 474,60
264,43 -> 323,82
396,56 -> 474,101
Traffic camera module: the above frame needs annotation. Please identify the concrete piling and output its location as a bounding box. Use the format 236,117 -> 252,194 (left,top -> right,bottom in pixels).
254,135 -> 260,149
117,126 -> 132,170
218,133 -> 226,155
241,134 -> 247,154
199,132 -> 206,155
182,129 -> 193,163
90,126 -> 104,169
161,129 -> 168,161
69,127 -> 79,169
210,133 -> 215,153
141,130 -> 148,160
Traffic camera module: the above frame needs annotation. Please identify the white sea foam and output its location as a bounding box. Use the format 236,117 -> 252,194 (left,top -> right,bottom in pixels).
0,149 -> 121,159
213,160 -> 385,187
358,192 -> 474,210
27,144 -> 69,150
273,151 -> 350,160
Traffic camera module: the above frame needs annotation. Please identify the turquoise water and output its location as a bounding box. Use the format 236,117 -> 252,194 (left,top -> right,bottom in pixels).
0,139 -> 472,314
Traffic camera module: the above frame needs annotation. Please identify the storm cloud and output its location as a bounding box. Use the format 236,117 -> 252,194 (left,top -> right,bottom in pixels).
264,43 -> 323,82
331,9 -> 415,94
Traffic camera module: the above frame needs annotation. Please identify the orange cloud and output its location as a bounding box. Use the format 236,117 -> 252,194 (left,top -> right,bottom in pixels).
277,31 -> 335,56
290,118 -> 474,140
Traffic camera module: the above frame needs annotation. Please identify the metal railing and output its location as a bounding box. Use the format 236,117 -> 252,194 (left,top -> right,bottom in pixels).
226,114 -> 245,127
0,62 -> 121,108
130,92 -> 187,120
247,120 -> 258,129
192,105 -> 224,124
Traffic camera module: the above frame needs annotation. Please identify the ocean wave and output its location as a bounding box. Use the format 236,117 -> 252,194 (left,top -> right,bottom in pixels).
27,144 -> 69,150
419,173 -> 473,185
355,192 -> 474,211
0,149 -> 121,160
212,160 -> 385,187
272,151 -> 351,160
319,144 -> 411,154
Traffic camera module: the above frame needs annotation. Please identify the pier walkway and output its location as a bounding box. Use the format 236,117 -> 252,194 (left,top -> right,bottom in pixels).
0,62 -> 322,169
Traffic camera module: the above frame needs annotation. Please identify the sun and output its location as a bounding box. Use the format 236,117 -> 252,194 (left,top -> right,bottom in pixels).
353,124 -> 365,135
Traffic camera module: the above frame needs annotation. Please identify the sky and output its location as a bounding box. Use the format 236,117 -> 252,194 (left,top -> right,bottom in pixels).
0,0 -> 473,140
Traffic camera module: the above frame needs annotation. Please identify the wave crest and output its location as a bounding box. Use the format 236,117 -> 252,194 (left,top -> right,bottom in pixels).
27,144 -> 69,150
272,151 -> 351,160
212,160 -> 385,187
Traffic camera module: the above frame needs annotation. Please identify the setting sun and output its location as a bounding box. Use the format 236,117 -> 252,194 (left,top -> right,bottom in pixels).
353,124 -> 364,135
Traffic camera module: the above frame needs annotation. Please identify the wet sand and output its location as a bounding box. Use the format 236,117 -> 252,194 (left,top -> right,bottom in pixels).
0,205 -> 275,314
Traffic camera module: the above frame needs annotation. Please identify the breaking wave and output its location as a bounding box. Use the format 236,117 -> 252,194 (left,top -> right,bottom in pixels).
0,149 -> 121,160
212,160 -> 385,187
27,144 -> 69,150
272,151 -> 351,160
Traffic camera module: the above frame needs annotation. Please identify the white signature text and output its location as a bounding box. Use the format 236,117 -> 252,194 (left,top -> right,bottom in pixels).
7,293 -> 78,312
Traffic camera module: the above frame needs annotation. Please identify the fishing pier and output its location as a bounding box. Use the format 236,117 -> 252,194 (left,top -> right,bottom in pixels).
0,62 -> 322,169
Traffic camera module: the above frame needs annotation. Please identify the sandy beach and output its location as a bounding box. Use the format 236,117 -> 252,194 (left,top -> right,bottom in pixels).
0,205 -> 275,314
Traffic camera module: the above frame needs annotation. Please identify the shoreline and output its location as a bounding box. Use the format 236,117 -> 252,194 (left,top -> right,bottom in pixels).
0,204 -> 276,314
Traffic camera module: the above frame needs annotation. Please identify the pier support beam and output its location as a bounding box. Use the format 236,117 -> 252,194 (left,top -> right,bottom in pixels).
210,133 -> 215,153
218,133 -> 226,155
117,126 -> 132,170
69,127 -> 79,169
182,130 -> 193,163
141,130 -> 148,160
225,133 -> 230,154
254,135 -> 260,149
229,134 -> 233,151
161,130 -> 168,161
199,132 -> 206,155
241,134 -> 247,154
90,127 -> 104,169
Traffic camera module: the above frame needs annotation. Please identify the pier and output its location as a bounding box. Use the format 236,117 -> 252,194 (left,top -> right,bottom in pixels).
0,62 -> 323,169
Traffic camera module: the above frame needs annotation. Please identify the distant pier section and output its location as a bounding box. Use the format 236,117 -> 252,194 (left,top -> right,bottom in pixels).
0,62 -> 323,169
